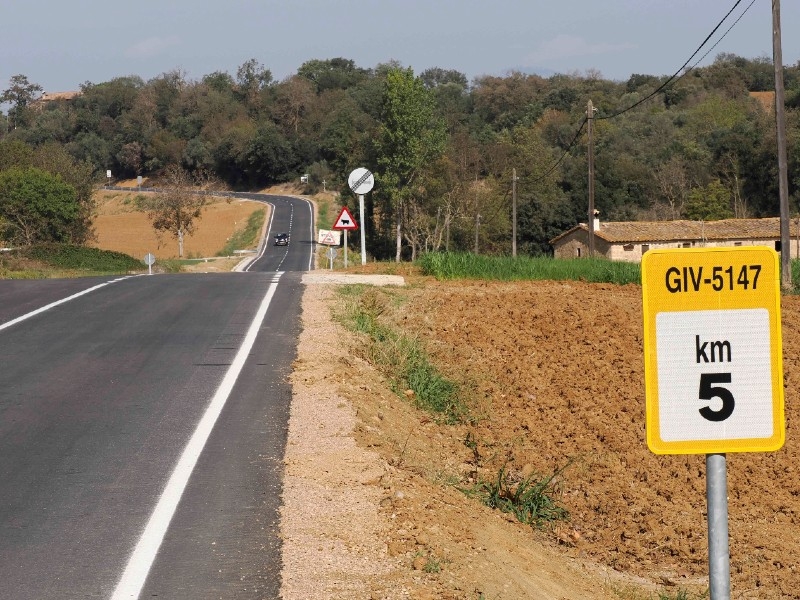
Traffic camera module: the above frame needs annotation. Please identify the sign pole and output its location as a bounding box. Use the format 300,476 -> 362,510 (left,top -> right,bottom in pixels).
359,194 -> 366,266
707,453 -> 730,600
347,169 -> 373,266
344,230 -> 348,268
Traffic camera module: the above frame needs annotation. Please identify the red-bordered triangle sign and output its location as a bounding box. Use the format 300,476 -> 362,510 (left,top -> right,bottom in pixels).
332,206 -> 358,230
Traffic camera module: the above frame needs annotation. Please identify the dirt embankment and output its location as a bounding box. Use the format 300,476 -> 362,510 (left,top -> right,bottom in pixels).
283,277 -> 800,599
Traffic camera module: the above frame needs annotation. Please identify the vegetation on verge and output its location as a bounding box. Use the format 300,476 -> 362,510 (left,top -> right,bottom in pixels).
334,284 -> 467,424
1,244 -> 144,278
217,208 -> 265,256
419,251 -> 641,284
462,461 -> 571,530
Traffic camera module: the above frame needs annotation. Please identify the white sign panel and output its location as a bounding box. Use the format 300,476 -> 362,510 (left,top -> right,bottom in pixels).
348,168 -> 374,195
656,308 -> 774,442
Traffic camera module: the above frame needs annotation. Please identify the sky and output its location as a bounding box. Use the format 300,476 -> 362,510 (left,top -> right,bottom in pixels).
1,0 -> 799,94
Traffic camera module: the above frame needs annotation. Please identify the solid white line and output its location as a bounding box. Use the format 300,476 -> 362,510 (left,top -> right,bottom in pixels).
111,272 -> 284,600
0,277 -> 132,333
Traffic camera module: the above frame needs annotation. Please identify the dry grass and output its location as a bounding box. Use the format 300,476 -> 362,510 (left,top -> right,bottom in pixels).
91,190 -> 267,260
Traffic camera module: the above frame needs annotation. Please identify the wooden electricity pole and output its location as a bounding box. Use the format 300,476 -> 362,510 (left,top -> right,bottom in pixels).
587,99 -> 597,257
773,0 -> 792,289
512,168 -> 518,257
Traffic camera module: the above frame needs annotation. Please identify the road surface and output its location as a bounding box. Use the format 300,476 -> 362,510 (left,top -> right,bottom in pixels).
0,194 -> 313,599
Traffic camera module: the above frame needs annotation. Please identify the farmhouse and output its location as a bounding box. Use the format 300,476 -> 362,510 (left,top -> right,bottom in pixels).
550,216 -> 800,262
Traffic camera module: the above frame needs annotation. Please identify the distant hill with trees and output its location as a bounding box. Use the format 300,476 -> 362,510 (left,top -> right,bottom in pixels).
1,54 -> 798,259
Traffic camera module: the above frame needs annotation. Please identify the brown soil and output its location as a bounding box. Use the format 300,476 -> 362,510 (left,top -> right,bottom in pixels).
91,191 -> 265,260
284,277 -> 800,599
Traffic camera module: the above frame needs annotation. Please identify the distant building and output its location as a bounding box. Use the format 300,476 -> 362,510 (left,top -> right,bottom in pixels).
550,216 -> 800,262
33,91 -> 81,109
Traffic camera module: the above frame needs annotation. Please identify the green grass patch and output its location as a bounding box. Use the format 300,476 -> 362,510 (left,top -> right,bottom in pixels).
613,587 -> 708,600
316,198 -> 333,231
463,462 -> 572,529
419,252 -> 641,284
335,285 -> 467,424
217,208 -> 265,256
19,244 -> 143,273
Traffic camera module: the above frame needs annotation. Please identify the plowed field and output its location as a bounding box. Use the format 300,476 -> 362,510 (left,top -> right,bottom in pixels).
325,278 -> 800,599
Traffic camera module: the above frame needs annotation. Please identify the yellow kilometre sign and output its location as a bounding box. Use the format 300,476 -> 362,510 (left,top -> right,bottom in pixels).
642,246 -> 784,455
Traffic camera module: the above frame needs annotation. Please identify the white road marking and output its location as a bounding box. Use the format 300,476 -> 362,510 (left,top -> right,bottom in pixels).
0,277 -> 133,333
111,272 -> 283,600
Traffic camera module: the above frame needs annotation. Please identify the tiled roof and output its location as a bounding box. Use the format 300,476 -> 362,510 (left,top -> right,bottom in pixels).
40,91 -> 81,102
550,217 -> 798,245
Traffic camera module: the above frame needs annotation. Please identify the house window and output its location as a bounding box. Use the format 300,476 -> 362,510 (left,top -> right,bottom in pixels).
641,244 -> 650,254
775,240 -> 782,252
682,242 -> 692,248
623,244 -> 634,251
576,247 -> 581,257
734,242 -> 742,247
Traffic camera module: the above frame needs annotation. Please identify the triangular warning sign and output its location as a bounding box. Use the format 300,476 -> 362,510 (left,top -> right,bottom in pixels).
332,206 -> 358,230
320,231 -> 337,245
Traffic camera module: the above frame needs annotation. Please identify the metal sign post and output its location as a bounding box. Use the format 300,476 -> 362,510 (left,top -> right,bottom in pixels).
347,168 -> 374,266
143,252 -> 156,275
326,247 -> 337,270
642,246 -> 784,600
359,195 -> 366,266
707,453 -> 730,599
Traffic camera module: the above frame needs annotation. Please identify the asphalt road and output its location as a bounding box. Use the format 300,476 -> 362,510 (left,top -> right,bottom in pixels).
0,194 -> 314,599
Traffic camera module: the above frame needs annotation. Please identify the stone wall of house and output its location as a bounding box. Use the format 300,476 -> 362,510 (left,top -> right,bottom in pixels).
553,234 -> 796,262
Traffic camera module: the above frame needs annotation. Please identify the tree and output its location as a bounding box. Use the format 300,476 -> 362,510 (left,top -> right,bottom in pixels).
0,139 -> 34,171
684,180 -> 734,221
31,142 -> 98,244
235,59 -> 272,109
0,167 -> 79,245
1,74 -> 43,129
652,156 -> 693,220
271,76 -> 315,134
297,58 -> 368,94
140,165 -> 213,256
376,67 -> 446,261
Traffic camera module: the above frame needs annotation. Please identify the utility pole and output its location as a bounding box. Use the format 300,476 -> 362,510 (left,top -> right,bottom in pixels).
474,213 -> 481,254
773,0 -> 792,289
512,168 -> 519,257
587,99 -> 597,258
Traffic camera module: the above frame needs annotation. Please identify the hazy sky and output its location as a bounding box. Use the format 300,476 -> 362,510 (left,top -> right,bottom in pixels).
1,0 -> 798,93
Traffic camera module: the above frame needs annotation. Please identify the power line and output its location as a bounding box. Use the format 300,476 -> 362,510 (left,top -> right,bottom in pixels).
686,0 -> 759,74
598,0 -> 750,121
509,0 -> 753,188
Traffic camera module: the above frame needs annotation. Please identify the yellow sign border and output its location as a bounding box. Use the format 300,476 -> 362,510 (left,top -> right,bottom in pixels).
642,246 -> 784,454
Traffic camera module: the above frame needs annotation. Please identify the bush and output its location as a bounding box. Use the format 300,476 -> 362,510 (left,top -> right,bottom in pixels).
21,244 -> 142,272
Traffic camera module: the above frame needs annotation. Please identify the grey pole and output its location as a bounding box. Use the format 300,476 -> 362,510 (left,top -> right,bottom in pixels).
359,194 -> 366,266
512,168 -> 518,258
587,99 -> 596,258
773,0 -> 792,289
707,453 -> 730,599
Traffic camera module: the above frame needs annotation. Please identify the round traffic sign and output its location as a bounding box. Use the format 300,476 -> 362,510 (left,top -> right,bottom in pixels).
348,168 -> 374,195
143,252 -> 156,266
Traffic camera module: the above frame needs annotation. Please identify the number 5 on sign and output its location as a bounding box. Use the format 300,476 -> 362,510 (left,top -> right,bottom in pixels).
642,246 -> 784,455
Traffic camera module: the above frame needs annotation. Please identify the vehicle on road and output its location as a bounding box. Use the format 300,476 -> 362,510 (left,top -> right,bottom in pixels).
274,233 -> 289,246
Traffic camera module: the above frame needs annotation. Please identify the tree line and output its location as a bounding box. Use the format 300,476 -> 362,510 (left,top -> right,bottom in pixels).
1,54 -> 799,258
